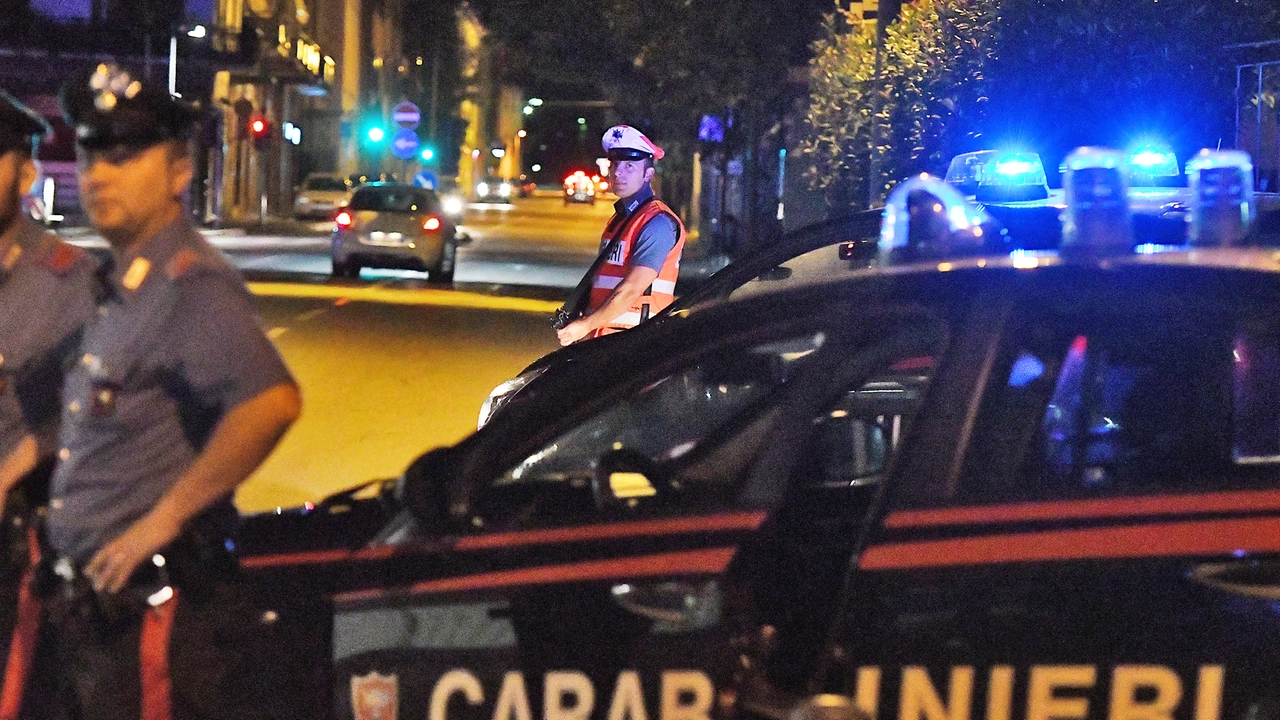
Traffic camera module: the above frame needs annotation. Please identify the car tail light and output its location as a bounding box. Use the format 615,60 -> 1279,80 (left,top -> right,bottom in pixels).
335,210 -> 353,229
423,216 -> 442,231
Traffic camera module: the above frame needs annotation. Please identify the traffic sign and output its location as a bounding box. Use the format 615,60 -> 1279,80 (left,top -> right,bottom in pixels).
390,129 -> 420,160
413,170 -> 438,190
392,101 -> 421,130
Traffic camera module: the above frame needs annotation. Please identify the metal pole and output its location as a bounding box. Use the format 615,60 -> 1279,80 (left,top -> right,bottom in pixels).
168,34 -> 178,95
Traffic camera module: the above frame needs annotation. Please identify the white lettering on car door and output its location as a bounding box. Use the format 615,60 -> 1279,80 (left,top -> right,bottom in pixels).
899,666 -> 975,720
546,671 -> 595,720
431,670 -> 485,720
660,670 -> 714,720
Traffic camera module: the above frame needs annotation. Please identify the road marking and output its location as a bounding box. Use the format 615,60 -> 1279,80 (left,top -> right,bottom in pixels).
267,327 -> 288,339
247,282 -> 563,314
294,308 -> 328,322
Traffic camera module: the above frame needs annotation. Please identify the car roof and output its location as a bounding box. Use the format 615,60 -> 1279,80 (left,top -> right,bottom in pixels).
453,254 -> 1280,502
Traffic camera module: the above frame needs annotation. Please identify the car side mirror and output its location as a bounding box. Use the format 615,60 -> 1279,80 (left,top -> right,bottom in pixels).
757,265 -> 792,281
401,447 -> 459,536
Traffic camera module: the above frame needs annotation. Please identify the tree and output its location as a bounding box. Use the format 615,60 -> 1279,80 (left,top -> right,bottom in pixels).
802,0 -> 996,211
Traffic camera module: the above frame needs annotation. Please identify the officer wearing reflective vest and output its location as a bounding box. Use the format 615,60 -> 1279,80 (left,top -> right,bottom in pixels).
556,125 -> 686,346
0,88 -> 98,720
41,64 -> 309,720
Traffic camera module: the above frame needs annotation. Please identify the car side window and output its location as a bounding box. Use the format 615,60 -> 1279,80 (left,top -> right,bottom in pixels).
476,333 -> 829,528
795,360 -> 934,489
958,308 -> 1280,501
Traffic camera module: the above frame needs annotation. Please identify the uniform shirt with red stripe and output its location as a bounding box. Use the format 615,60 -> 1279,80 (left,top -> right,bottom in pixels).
0,217 -> 99,463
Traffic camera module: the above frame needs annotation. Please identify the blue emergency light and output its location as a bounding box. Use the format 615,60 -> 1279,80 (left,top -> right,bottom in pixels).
944,150 -> 1050,203
1186,150 -> 1254,247
1061,147 -> 1133,258
1125,145 -> 1180,187
880,174 -> 992,265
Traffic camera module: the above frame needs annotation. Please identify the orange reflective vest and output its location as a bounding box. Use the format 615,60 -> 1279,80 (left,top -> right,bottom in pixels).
586,197 -> 685,339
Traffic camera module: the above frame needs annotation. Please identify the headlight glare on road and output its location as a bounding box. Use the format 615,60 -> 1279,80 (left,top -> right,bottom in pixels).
478,368 -> 547,429
442,195 -> 465,217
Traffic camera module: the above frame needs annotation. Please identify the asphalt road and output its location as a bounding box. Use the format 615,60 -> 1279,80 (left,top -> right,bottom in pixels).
61,191 -> 613,513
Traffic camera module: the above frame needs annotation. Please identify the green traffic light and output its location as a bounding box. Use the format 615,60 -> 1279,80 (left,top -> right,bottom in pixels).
420,147 -> 435,162
366,126 -> 386,143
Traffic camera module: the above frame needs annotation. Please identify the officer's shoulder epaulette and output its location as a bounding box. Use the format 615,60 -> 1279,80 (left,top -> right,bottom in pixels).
164,247 -> 208,280
34,235 -> 89,277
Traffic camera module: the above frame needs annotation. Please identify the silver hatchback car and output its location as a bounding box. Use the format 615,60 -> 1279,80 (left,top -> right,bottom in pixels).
331,183 -> 458,283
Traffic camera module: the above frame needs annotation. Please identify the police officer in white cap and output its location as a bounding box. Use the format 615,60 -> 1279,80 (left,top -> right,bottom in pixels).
555,124 -> 686,345
0,86 -> 98,720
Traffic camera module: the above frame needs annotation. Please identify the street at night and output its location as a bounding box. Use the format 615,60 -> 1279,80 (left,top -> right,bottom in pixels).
65,192 -> 617,512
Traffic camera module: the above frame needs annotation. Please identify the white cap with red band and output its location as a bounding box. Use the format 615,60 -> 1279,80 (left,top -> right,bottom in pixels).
602,124 -> 664,161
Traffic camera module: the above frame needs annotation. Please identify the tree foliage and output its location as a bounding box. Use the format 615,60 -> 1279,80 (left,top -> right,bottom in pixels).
470,0 -> 826,161
803,0 -> 1280,212
802,0 -> 996,210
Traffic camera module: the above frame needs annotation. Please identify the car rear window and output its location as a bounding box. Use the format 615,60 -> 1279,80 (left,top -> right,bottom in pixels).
348,187 -> 439,213
303,176 -> 349,192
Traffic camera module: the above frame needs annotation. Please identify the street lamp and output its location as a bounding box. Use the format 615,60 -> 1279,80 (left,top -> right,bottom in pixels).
168,24 -> 207,97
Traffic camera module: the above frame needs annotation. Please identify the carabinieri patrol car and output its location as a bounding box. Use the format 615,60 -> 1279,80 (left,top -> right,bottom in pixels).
237,147 -> 1280,720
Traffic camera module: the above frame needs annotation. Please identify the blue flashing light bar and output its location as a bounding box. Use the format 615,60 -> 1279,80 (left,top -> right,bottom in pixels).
945,150 -> 1049,203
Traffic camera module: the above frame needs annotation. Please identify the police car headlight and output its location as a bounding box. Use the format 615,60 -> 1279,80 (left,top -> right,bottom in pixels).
478,368 -> 548,429
498,182 -> 512,197
880,174 -> 992,265
476,182 -> 489,197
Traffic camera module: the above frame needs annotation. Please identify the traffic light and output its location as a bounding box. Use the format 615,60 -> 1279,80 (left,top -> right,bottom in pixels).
420,146 -> 435,162
365,124 -> 386,144
248,114 -> 271,150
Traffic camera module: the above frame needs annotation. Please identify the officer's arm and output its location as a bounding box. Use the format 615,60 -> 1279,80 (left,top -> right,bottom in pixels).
85,382 -> 301,593
0,435 -> 37,510
557,265 -> 660,345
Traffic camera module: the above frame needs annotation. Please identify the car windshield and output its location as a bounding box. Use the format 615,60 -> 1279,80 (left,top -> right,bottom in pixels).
303,176 -> 348,192
348,187 -> 439,213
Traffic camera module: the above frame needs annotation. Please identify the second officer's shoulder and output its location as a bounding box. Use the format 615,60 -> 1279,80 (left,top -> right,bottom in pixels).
31,230 -> 95,279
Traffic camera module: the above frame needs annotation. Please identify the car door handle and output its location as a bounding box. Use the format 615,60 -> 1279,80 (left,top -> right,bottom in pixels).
1188,560 -> 1280,600
610,579 -> 721,629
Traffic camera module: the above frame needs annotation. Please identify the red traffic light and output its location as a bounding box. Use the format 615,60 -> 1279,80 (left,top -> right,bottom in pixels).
249,116 -> 268,136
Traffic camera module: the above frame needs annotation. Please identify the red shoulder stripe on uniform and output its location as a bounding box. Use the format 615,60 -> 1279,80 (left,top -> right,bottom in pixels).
165,248 -> 201,279
39,242 -> 85,277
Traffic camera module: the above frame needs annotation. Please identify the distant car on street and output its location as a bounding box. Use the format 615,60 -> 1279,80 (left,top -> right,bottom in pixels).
331,183 -> 458,283
517,174 -> 537,197
294,173 -> 353,220
563,170 -> 596,205
474,176 -> 513,202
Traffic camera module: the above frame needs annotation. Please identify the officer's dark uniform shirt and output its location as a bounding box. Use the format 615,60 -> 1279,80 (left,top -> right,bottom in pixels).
47,219 -> 294,563
0,217 -> 98,463
607,184 -> 678,271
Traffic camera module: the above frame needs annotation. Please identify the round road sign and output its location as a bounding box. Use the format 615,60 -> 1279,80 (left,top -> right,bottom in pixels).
390,128 -> 420,160
392,101 -> 421,130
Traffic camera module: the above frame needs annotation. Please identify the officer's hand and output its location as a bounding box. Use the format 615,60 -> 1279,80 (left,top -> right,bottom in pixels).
85,513 -> 181,594
557,319 -> 591,346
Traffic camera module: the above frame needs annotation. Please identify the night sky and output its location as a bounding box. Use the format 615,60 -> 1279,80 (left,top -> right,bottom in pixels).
32,0 -> 216,21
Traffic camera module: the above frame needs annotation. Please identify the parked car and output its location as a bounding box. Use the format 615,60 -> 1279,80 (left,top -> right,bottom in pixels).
294,173 -> 353,220
331,183 -> 458,283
